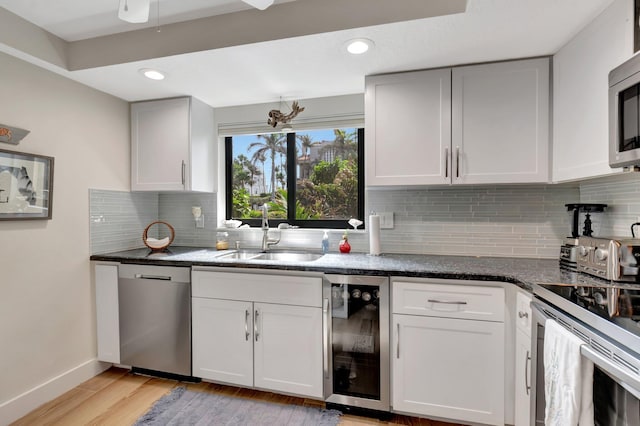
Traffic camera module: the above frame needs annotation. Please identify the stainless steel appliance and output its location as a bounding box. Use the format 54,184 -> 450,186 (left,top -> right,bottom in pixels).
118,264 -> 192,377
323,275 -> 389,412
560,204 -> 607,271
610,53 -> 640,168
577,236 -> 640,282
531,281 -> 640,425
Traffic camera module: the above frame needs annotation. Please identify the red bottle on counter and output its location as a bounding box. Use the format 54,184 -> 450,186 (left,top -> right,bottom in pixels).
339,232 -> 351,253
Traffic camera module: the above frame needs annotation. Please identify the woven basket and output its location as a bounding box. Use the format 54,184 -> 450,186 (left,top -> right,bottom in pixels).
142,220 -> 175,252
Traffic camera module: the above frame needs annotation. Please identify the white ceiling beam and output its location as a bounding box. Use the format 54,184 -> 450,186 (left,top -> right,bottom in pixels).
66,0 -> 466,71
0,7 -> 68,69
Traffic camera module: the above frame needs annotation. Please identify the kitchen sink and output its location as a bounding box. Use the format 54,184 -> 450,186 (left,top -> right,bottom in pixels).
217,250 -> 323,262
253,252 -> 324,262
217,250 -> 261,260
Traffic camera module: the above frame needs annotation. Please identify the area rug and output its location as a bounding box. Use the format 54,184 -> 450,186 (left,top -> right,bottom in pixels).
134,387 -> 342,425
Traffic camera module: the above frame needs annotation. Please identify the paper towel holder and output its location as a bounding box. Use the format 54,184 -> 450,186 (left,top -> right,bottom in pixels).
369,212 -> 381,256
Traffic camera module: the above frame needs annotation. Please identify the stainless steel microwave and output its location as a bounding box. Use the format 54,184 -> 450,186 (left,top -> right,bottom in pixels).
610,53 -> 640,168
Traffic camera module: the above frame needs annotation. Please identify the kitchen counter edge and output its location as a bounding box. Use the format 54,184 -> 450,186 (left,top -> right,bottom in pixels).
90,247 -> 610,292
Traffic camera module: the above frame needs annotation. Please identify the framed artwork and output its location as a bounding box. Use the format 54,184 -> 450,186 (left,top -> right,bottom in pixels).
0,148 -> 54,220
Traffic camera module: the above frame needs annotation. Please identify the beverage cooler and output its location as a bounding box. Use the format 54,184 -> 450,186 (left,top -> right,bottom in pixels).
323,275 -> 389,412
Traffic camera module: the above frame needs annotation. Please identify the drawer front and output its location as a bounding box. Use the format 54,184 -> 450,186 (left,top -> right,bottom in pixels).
192,270 -> 322,307
392,280 -> 505,322
515,291 -> 532,336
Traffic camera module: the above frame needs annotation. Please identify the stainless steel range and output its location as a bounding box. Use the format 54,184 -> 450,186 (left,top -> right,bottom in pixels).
531,276 -> 640,425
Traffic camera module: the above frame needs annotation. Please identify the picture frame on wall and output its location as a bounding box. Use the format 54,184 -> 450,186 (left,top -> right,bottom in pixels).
0,148 -> 54,220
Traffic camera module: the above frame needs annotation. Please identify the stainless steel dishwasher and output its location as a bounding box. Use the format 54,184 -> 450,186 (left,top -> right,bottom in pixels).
118,264 -> 191,377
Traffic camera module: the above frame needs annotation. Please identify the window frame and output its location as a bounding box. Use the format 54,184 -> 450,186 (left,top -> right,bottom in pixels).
225,128 -> 365,229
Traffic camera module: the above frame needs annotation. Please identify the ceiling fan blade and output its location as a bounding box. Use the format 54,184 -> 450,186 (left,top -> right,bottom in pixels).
118,0 -> 150,23
241,0 -> 274,10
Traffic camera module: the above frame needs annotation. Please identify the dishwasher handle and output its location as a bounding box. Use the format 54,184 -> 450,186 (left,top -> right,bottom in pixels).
133,273 -> 172,281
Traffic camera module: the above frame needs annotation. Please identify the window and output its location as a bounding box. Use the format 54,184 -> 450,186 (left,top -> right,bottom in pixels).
225,128 -> 364,229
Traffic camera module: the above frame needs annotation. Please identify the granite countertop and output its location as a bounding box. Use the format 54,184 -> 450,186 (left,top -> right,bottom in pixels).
90,246 -> 611,291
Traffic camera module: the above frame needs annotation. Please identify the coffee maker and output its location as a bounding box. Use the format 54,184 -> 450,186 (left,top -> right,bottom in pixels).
560,203 -> 607,270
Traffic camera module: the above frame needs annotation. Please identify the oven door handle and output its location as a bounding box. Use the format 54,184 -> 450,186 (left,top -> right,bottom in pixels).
580,345 -> 640,400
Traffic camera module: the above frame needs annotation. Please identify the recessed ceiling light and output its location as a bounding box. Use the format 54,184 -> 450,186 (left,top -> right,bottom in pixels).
346,38 -> 374,55
139,68 -> 166,80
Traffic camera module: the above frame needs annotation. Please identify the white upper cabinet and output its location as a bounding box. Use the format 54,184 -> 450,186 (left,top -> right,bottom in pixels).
452,58 -> 550,184
131,97 -> 216,192
365,69 -> 452,186
365,58 -> 550,186
552,0 -> 633,182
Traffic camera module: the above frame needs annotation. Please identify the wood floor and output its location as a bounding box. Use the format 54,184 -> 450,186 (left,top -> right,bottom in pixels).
11,367 -> 462,426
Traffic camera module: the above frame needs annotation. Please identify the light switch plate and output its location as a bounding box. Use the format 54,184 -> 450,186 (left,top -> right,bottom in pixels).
379,212 -> 394,229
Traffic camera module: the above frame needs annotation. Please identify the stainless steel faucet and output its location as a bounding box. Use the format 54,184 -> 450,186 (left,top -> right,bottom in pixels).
261,204 -> 280,252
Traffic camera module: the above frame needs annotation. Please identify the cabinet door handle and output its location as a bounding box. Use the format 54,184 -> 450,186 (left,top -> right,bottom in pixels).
396,323 -> 400,359
525,350 -> 531,395
519,311 -> 529,319
181,160 -> 186,186
444,147 -> 449,179
254,309 -> 260,342
456,146 -> 460,179
427,299 -> 468,305
245,309 -> 250,341
323,298 -> 329,379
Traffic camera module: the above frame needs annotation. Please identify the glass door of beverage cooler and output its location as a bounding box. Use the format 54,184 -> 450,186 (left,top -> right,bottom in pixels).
323,275 -> 389,411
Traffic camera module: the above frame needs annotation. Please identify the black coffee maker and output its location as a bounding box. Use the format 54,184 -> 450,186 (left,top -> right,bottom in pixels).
560,203 -> 607,269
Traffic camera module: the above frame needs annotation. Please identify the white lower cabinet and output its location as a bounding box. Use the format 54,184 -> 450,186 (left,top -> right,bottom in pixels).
253,302 -> 322,395
391,278 -> 505,425
94,262 -> 120,364
514,291 -> 533,426
192,298 -> 253,387
514,329 -> 532,426
191,269 -> 323,399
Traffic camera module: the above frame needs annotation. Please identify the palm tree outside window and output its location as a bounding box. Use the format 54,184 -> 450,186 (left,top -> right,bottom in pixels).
225,128 -> 364,229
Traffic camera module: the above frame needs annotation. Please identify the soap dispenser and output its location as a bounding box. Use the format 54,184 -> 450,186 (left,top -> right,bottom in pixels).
322,231 -> 329,254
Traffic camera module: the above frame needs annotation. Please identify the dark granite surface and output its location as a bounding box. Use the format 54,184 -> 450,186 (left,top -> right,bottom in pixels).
90,246 -> 613,291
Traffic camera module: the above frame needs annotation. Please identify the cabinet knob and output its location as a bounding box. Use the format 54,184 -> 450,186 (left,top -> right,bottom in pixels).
518,311 -> 529,319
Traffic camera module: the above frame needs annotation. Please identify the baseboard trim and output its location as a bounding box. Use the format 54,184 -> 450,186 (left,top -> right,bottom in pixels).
0,358 -> 111,425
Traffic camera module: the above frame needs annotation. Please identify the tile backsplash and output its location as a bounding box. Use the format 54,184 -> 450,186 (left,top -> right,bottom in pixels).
158,193 -> 217,246
89,189 -> 216,254
90,189 -> 158,254
89,173 -> 640,258
365,185 -> 577,258
579,173 -> 640,238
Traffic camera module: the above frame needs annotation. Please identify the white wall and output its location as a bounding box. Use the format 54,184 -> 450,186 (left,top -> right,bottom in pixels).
0,52 -> 129,424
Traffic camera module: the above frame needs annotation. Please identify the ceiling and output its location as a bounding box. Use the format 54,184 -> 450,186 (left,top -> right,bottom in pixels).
0,0 -> 615,108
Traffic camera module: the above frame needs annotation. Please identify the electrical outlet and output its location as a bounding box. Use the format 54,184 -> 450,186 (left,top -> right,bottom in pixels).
379,212 -> 394,229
